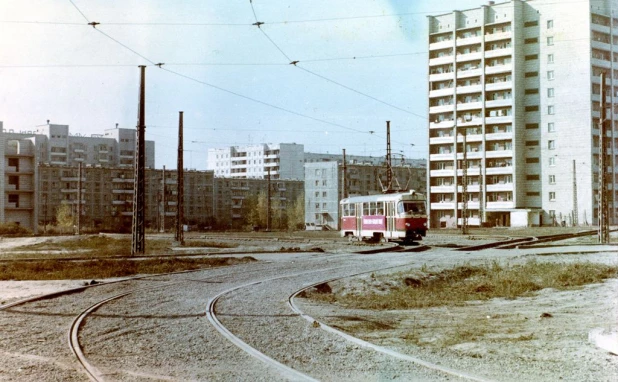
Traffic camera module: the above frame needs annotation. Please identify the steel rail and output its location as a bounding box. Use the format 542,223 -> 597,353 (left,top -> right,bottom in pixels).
288,277 -> 494,382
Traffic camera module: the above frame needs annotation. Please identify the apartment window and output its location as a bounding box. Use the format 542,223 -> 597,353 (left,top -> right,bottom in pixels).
548,105 -> 555,114
525,140 -> 539,146
547,88 -> 555,97
524,20 -> 538,27
322,192 -> 327,197
525,54 -> 538,61
547,70 -> 555,80
527,192 -> 540,196
525,88 -> 539,95
527,175 -> 540,180
549,192 -> 556,201
548,122 -> 556,132
548,54 -> 554,64
526,123 -> 539,129
8,194 -> 19,207
549,175 -> 556,184
548,140 -> 556,150
547,36 -> 554,46
525,71 -> 539,78
547,19 -> 554,29
549,157 -> 556,166
525,37 -> 538,44
526,157 -> 540,163
525,105 -> 539,112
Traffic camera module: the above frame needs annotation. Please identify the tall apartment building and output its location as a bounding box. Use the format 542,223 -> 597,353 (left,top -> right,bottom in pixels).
304,152 -> 427,169
207,143 -> 304,180
428,0 -> 618,228
305,161 -> 426,229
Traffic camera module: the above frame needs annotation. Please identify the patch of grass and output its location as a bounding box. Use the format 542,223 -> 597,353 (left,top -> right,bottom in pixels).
311,260 -> 618,310
0,256 -> 256,281
0,223 -> 32,237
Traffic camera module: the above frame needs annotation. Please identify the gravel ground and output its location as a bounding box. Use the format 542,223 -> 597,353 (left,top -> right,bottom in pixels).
0,233 -> 616,381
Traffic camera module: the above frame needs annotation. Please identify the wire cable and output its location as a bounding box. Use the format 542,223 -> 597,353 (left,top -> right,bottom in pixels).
93,28 -> 157,65
68,0 -> 90,23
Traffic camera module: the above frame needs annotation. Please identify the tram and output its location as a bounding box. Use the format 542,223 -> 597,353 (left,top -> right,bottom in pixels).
340,190 -> 427,243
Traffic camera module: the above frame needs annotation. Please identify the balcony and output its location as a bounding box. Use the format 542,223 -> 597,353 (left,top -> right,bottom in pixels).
429,169 -> 455,177
73,148 -> 85,153
429,87 -> 455,98
112,189 -> 133,194
485,98 -> 512,108
429,104 -> 455,114
456,52 -> 482,63
456,101 -> 482,111
456,67 -> 482,79
486,150 -> 513,158
456,35 -> 482,46
112,177 -> 134,183
485,63 -> 512,75
591,40 -> 611,52
431,202 -> 455,210
485,47 -> 513,59
429,71 -> 455,82
429,39 -> 454,51
429,119 -> 455,129
485,81 -> 512,92
485,31 -> 512,42
431,185 -> 455,193
429,153 -> 455,161
486,201 -> 514,209
485,132 -> 513,141
112,200 -> 127,205
485,115 -> 512,124
486,166 -> 513,175
456,84 -> 482,94
487,183 -> 514,192
591,57 -> 611,69
429,136 -> 455,145
429,54 -> 455,67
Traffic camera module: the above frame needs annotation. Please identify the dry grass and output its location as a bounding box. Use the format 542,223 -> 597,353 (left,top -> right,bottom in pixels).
0,256 -> 256,281
310,260 -> 618,309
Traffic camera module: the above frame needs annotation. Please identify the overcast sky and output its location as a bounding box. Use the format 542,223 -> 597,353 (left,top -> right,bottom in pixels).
0,0 -> 482,170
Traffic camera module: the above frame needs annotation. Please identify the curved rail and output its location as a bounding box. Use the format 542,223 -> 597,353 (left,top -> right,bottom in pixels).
288,279 -> 493,382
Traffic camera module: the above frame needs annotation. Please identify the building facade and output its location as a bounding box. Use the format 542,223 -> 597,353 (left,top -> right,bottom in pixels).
305,161 -> 426,229
428,0 -> 618,228
207,143 -> 304,180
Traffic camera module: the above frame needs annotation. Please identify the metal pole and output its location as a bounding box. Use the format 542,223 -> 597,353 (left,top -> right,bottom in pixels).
77,162 -> 82,235
342,149 -> 348,199
175,111 -> 185,245
43,194 -> 47,234
386,121 -> 392,191
131,65 -> 146,255
161,166 -> 166,232
599,73 -> 609,243
572,159 -> 578,226
267,167 -> 271,231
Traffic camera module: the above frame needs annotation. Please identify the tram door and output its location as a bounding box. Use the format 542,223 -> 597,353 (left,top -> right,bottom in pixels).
386,201 -> 395,239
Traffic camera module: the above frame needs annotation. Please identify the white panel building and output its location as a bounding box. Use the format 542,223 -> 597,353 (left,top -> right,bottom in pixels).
427,0 -> 618,228
207,143 -> 304,180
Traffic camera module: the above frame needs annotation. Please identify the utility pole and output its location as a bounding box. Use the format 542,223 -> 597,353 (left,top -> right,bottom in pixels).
175,111 -> 185,245
77,162 -> 82,235
598,72 -> 610,243
342,149 -> 348,199
131,65 -> 146,255
43,194 -> 47,235
461,130 -> 468,235
267,167 -> 271,231
572,159 -> 578,226
161,165 -> 166,233
385,121 -> 393,192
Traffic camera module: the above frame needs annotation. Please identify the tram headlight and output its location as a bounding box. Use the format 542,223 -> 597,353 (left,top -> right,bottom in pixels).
423,222 -> 427,227
405,222 -> 410,227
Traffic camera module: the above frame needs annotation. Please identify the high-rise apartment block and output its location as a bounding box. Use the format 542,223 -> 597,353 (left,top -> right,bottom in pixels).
428,0 -> 618,228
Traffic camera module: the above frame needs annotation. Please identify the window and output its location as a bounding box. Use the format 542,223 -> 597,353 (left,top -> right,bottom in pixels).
526,157 -> 540,163
547,19 -> 554,29
527,175 -> 540,180
549,157 -> 556,166
524,20 -> 539,27
549,192 -> 556,201
527,192 -> 540,196
322,192 -> 327,197
525,71 -> 539,78
549,175 -> 556,184
548,140 -> 556,150
526,140 -> 539,146
526,123 -> 539,129
548,54 -> 554,64
548,122 -> 556,132
525,37 -> 538,44
547,70 -> 555,80
547,88 -> 555,98
525,54 -> 538,61
525,88 -> 539,95
547,36 -> 554,45
525,105 -> 539,112
548,105 -> 555,114
8,194 -> 19,207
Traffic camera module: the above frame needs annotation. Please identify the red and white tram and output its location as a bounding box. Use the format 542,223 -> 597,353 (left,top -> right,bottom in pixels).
340,190 -> 427,243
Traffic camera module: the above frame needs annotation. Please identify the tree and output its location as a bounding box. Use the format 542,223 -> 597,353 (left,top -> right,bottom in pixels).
55,204 -> 74,229
287,193 -> 305,231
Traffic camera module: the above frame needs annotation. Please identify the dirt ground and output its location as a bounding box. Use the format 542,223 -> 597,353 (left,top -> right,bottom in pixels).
1,230 -> 617,381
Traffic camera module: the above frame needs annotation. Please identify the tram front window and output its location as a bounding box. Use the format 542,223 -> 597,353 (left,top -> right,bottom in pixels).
398,202 -> 426,215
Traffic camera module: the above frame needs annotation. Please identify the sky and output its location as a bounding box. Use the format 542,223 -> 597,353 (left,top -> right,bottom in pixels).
0,0 -> 483,170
